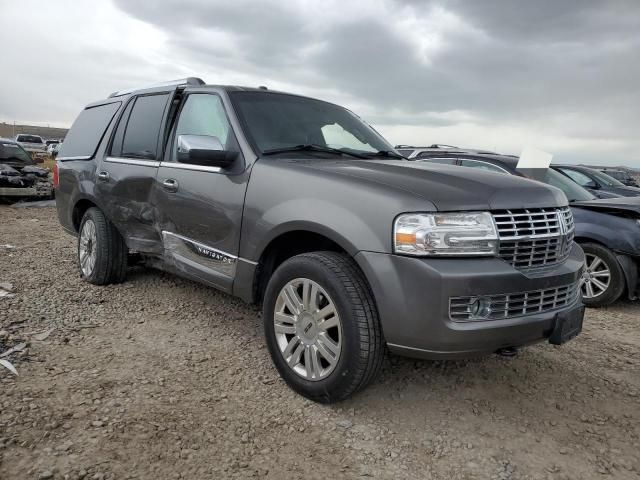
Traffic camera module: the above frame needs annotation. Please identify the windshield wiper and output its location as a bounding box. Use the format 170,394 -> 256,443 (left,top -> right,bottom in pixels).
261,144 -> 368,159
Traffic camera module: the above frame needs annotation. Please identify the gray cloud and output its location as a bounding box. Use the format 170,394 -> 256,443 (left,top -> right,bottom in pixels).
2,0 -> 639,165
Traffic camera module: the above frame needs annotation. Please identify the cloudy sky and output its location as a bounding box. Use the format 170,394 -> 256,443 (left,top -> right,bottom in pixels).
1,0 -> 639,165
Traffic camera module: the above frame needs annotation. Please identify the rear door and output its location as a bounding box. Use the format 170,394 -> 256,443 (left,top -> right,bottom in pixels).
152,90 -> 250,292
96,91 -> 173,253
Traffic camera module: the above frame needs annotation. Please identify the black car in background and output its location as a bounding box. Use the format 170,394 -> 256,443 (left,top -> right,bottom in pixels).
599,168 -> 639,187
555,164 -> 640,198
412,147 -> 640,307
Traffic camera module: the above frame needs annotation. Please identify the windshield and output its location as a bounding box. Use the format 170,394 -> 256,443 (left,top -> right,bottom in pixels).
16,135 -> 43,144
543,168 -> 596,202
590,169 -> 625,186
0,142 -> 33,164
229,91 -> 393,155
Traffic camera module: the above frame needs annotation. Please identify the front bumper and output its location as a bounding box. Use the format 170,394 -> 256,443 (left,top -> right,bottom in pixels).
355,244 -> 585,359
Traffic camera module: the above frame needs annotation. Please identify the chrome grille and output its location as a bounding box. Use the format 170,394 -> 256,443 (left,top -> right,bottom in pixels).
450,282 -> 580,322
492,207 -> 574,271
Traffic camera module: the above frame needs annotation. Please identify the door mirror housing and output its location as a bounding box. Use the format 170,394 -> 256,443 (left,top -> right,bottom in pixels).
176,134 -> 237,168
586,181 -> 600,189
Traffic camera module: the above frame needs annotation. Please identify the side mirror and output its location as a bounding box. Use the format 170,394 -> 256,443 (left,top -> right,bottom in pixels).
587,181 -> 600,189
176,134 -> 237,168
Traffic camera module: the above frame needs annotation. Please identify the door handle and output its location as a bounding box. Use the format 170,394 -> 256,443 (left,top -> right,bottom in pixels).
97,171 -> 110,182
162,178 -> 179,192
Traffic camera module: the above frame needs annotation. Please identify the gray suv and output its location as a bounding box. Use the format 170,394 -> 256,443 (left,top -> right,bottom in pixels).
55,78 -> 585,402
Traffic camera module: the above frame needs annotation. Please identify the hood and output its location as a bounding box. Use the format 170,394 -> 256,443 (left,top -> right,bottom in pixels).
606,185 -> 640,197
572,196 -> 640,216
298,159 -> 567,211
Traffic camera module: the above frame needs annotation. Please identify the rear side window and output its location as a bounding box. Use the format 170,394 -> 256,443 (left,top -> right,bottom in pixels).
59,102 -> 121,159
119,94 -> 169,160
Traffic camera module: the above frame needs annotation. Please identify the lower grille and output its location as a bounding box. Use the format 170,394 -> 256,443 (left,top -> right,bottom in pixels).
450,282 -> 580,322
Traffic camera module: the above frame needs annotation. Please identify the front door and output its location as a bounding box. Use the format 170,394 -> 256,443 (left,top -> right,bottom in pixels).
152,91 -> 250,293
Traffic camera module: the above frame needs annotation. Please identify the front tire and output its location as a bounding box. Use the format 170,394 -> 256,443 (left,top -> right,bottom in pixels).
78,207 -> 128,285
263,252 -> 384,403
580,242 -> 625,307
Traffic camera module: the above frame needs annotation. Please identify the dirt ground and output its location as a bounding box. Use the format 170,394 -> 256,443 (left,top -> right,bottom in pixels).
0,205 -> 638,480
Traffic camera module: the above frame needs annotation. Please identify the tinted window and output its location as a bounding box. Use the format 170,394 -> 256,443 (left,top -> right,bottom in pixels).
230,91 -> 392,154
559,168 -> 596,187
543,169 -> 595,202
16,135 -> 43,144
0,142 -> 32,163
121,94 -> 169,160
460,159 -> 507,173
58,102 -> 121,159
587,168 -> 624,186
109,99 -> 135,157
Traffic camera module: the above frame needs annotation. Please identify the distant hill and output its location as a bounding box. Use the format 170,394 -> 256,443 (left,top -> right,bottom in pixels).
0,122 -> 68,141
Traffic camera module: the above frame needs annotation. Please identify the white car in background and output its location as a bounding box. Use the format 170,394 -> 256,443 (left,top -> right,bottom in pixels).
15,134 -> 48,162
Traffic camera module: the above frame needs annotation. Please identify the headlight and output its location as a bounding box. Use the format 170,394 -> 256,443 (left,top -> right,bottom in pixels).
394,212 -> 499,256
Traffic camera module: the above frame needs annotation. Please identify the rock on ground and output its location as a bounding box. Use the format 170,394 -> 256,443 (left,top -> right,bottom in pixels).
0,205 -> 639,479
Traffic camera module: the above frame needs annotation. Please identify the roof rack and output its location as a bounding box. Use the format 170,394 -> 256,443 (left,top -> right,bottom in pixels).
394,144 -> 460,149
108,77 -> 205,98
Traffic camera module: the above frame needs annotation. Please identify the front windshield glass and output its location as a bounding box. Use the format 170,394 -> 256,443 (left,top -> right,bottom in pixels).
543,168 -> 596,202
229,91 -> 393,155
588,168 -> 624,186
0,142 -> 33,164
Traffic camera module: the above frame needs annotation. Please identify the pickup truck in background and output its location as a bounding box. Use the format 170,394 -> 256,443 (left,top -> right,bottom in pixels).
55,78 -> 585,402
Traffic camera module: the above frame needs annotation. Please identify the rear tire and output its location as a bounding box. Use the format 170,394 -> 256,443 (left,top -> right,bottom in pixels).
580,242 -> 625,307
77,207 -> 128,285
263,251 -> 384,403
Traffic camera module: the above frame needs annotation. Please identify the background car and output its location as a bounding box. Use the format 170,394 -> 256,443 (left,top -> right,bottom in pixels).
555,164 -> 640,198
14,134 -> 48,163
0,138 -> 53,200
412,146 -> 640,307
599,168 -> 639,187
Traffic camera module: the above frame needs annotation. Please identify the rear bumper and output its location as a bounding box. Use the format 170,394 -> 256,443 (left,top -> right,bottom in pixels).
355,244 -> 585,359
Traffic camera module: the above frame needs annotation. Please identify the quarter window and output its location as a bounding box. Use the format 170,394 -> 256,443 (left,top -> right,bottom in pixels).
119,94 -> 169,160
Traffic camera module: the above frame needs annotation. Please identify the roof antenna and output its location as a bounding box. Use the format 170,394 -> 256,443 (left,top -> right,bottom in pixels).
258,85 -> 268,90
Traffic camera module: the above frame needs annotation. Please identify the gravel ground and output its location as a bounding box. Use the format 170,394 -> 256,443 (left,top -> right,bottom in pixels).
0,205 -> 639,480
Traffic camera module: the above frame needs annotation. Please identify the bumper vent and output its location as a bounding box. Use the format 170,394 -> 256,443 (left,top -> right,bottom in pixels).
449,282 -> 580,322
492,207 -> 574,272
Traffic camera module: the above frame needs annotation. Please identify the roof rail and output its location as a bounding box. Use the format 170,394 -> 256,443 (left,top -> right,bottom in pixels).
108,77 -> 205,98
428,144 -> 459,149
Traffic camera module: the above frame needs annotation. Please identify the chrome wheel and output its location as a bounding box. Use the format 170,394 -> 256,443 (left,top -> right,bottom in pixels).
581,253 -> 611,299
274,278 -> 342,381
79,219 -> 98,277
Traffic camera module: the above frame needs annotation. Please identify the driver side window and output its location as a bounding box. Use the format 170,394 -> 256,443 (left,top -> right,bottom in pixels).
172,94 -> 231,162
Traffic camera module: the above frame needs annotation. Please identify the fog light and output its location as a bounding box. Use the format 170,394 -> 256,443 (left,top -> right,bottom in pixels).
469,297 -> 491,319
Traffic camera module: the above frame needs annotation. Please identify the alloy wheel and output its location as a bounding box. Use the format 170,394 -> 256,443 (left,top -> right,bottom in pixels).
581,253 -> 611,299
79,219 -> 98,277
274,278 -> 342,381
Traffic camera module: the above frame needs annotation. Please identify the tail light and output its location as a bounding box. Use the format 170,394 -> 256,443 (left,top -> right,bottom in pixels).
53,161 -> 59,187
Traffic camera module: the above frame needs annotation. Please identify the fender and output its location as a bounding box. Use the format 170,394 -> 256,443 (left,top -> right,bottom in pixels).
616,254 -> 638,300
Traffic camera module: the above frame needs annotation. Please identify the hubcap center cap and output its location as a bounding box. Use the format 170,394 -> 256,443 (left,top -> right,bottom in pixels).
298,312 -> 318,343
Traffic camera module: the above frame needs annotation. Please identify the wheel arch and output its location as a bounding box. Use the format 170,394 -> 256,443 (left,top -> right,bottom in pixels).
247,226 -> 373,306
